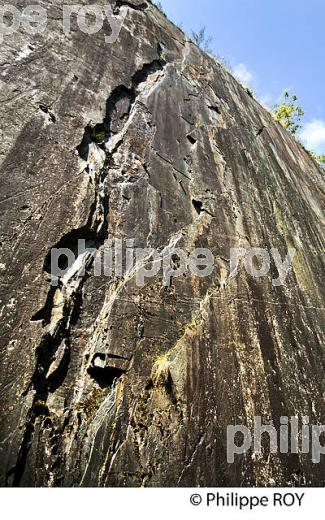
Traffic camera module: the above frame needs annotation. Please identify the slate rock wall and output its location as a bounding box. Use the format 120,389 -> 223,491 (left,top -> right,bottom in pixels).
0,0 -> 324,486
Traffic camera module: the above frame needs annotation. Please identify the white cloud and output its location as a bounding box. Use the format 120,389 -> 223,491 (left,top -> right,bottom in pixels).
233,63 -> 254,86
300,119 -> 325,153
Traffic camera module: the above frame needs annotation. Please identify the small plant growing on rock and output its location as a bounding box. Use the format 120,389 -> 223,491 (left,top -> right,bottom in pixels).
272,91 -> 304,135
151,352 -> 172,387
178,311 -> 202,338
77,388 -> 104,422
90,123 -> 106,144
191,27 -> 213,53
309,152 -> 325,171
213,53 -> 233,71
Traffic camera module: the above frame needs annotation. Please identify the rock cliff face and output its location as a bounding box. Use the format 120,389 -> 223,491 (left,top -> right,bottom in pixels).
0,0 -> 324,487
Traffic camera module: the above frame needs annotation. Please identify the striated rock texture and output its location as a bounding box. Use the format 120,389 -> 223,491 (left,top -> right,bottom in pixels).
0,0 -> 324,487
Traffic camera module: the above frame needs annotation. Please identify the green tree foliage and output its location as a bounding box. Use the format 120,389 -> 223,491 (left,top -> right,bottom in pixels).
272,91 -> 304,135
273,92 -> 324,170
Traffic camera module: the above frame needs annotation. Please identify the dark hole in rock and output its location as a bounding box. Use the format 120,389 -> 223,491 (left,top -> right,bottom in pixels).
171,253 -> 181,269
207,104 -> 221,114
39,104 -> 56,123
88,365 -> 126,389
192,199 -> 203,214
187,134 -> 197,145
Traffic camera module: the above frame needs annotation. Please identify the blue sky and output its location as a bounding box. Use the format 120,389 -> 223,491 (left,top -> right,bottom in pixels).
159,0 -> 325,154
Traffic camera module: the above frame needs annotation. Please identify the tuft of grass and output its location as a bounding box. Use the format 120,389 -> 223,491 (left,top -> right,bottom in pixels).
210,53 -> 233,73
151,352 -> 172,387
178,311 -> 202,338
194,116 -> 204,130
150,312 -> 203,389
308,151 -> 325,171
77,388 -> 104,422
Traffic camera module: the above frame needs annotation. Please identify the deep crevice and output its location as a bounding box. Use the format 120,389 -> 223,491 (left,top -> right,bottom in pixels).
30,285 -> 57,324
12,422 -> 34,486
106,353 -> 132,361
16,57 -> 166,486
192,198 -> 215,217
88,365 -> 126,389
192,199 -> 203,214
76,59 -> 165,161
16,153 -> 111,486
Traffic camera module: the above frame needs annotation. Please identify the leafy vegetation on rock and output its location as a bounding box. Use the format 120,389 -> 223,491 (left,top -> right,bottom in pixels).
272,91 -> 304,135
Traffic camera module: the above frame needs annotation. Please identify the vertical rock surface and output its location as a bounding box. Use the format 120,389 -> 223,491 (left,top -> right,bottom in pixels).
0,0 -> 324,486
